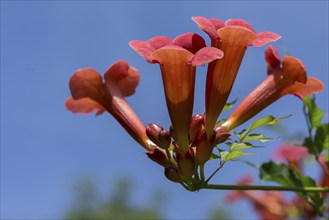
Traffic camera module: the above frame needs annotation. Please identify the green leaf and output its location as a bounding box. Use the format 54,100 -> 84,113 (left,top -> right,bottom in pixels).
235,129 -> 248,141
260,161 -> 325,216
219,151 -> 229,161
294,169 -> 325,215
227,142 -> 254,151
223,98 -> 238,111
249,115 -> 290,131
242,133 -> 274,143
302,137 -> 315,154
314,123 -> 329,152
238,115 -> 290,141
220,151 -> 250,163
303,96 -> 324,129
259,162 -> 301,187
233,159 -> 260,169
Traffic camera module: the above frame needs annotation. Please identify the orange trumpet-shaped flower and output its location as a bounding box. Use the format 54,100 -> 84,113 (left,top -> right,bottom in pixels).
130,33 -> 223,153
65,60 -> 152,150
223,45 -> 324,131
192,16 -> 281,138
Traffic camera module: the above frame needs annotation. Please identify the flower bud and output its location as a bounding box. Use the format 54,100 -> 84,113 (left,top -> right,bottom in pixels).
165,166 -> 182,183
158,129 -> 171,149
189,114 -> 205,144
212,125 -> 230,146
176,148 -> 196,180
146,123 -> 163,146
146,123 -> 172,149
146,146 -> 171,167
195,132 -> 212,165
195,127 -> 230,165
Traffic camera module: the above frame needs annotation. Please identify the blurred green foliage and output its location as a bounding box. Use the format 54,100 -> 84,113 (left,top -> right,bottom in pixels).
66,178 -> 164,219
65,177 -> 230,219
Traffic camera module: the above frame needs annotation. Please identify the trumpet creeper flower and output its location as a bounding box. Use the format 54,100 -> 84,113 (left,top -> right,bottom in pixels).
223,45 -> 324,131
130,33 -> 223,153
65,60 -> 152,150
192,16 -> 281,137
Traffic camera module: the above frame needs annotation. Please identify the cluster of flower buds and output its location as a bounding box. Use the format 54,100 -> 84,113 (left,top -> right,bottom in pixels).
144,114 -> 231,182
65,16 -> 324,183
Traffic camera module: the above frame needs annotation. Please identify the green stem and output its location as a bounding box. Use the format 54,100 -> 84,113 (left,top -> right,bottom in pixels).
180,182 -> 189,190
201,184 -> 329,192
205,162 -> 224,184
303,104 -> 313,142
200,164 -> 205,182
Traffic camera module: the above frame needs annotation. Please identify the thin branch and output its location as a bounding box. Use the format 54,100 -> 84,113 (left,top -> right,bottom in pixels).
201,184 -> 329,193
205,162 -> 224,184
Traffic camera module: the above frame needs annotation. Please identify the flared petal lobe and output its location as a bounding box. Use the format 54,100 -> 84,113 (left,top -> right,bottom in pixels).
104,60 -> 141,97
65,96 -> 105,115
69,68 -> 104,102
251,32 -> 281,47
223,46 -> 324,131
129,36 -> 173,63
191,16 -> 224,40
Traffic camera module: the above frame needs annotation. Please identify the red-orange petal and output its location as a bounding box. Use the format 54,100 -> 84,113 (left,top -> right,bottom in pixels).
147,36 -> 172,50
173,32 -> 206,54
69,68 -> 104,101
189,47 -> 224,66
129,36 -> 172,63
281,56 -> 307,83
65,96 -> 105,115
225,19 -> 255,32
281,77 -> 325,99
129,40 -> 155,63
250,32 -> 281,47
192,16 -> 224,40
217,26 -> 257,47
152,46 -> 194,104
265,45 -> 281,74
104,60 -> 141,97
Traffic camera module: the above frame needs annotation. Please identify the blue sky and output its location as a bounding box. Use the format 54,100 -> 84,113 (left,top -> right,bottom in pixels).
1,1 -> 328,219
